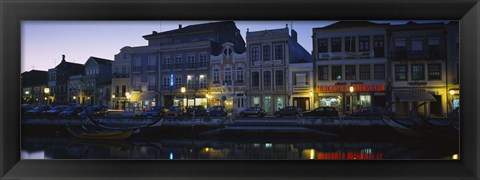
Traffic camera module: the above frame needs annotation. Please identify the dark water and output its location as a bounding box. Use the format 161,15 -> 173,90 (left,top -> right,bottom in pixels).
21,135 -> 459,160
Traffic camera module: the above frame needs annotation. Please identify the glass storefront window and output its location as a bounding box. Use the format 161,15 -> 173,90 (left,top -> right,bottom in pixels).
359,95 -> 371,107
453,99 -> 459,109
252,96 -> 260,107
276,96 -> 285,111
320,96 -> 341,108
264,96 -> 272,113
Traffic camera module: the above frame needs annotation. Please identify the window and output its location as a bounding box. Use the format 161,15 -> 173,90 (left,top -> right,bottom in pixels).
275,70 -> 284,86
163,56 -> 171,69
345,65 -> 356,80
294,73 -> 307,86
276,96 -> 285,110
395,64 -> 408,81
252,72 -> 260,87
331,65 -> 342,80
428,64 -> 441,80
134,57 -> 141,67
148,75 -> 156,90
133,76 -> 141,88
263,71 -> 271,89
411,64 -> 425,80
264,96 -> 272,113
224,67 -> 232,85
175,55 -> 182,69
148,56 -> 156,65
411,38 -> 424,51
274,44 -> 284,60
252,96 -> 260,107
263,46 -> 271,61
175,76 -> 182,89
123,53 -> 129,60
187,75 -> 194,89
331,37 -> 341,52
373,36 -> 385,57
121,85 -> 126,97
318,38 -> 328,53
394,38 -> 407,58
236,66 -> 244,83
374,64 -> 385,80
213,67 -> 220,84
359,65 -> 370,80
199,53 -> 208,68
251,46 -> 260,63
359,36 -> 370,52
344,36 -> 356,52
199,75 -> 207,89
318,65 -> 328,80
428,37 -> 440,59
187,55 -> 195,68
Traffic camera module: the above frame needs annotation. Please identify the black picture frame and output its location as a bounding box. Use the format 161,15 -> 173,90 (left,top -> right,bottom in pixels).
1,0 -> 479,179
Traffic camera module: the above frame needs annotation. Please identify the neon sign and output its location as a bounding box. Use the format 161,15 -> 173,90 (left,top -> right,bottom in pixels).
316,85 -> 385,93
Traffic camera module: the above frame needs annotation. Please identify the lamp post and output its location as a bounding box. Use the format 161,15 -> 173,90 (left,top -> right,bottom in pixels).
309,90 -> 313,111
43,87 -> 50,106
125,92 -> 131,107
206,93 -> 210,109
181,86 -> 186,109
111,94 -> 116,109
349,85 -> 354,116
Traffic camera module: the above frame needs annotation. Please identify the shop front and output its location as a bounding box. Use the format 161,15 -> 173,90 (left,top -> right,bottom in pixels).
316,84 -> 387,115
250,95 -> 286,115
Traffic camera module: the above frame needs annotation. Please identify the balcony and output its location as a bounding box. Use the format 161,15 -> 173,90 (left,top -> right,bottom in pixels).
251,86 -> 260,91
293,85 -> 309,92
263,86 -> 272,91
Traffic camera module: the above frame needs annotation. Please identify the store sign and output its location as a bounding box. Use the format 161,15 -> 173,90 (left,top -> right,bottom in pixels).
316,85 -> 385,93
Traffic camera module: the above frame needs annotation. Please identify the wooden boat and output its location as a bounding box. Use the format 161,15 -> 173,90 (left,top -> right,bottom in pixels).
66,124 -> 133,140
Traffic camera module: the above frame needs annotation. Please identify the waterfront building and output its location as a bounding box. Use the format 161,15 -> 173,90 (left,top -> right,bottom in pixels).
288,62 -> 314,111
246,25 -> 312,114
388,21 -> 448,117
111,47 -> 131,109
445,21 -> 460,112
209,42 -> 247,114
67,74 -> 84,104
21,70 -> 48,104
313,21 -> 389,115
47,55 -> 84,105
82,56 -> 113,106
140,21 -> 246,108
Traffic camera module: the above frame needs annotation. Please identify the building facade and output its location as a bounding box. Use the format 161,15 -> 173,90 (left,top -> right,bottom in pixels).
445,21 -> 460,113
388,22 -> 448,117
288,62 -> 314,111
209,42 -> 248,114
21,70 -> 48,105
313,21 -> 389,115
47,55 -> 84,105
111,47 -> 132,109
82,57 -> 113,106
247,25 -> 311,114
67,74 -> 84,105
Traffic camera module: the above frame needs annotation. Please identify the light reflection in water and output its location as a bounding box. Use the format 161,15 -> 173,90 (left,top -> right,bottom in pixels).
21,137 -> 458,160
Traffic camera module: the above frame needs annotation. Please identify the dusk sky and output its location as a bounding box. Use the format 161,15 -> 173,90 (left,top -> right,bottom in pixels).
21,20 -> 449,72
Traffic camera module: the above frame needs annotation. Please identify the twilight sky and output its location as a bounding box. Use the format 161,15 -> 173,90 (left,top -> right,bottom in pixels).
21,20 -> 449,72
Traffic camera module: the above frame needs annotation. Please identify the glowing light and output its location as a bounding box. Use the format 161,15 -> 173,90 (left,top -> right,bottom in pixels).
112,94 -> 115,98
205,148 -> 210,152
169,152 -> 174,160
25,91 -> 30,95
199,74 -> 205,79
73,96 -> 76,100
310,149 -> 315,160
349,85 -> 354,93
265,143 -> 272,148
452,154 -> 459,160
449,90 -> 456,95
181,87 -> 186,93
43,87 -> 50,94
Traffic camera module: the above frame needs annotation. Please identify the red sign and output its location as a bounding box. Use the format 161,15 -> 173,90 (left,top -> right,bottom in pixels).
316,85 -> 385,93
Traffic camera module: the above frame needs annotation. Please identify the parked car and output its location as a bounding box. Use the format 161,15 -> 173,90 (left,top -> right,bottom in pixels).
165,106 -> 185,117
351,106 -> 395,118
25,105 -> 51,116
207,106 -> 227,117
59,106 -> 84,117
79,105 -> 109,117
21,104 -> 33,114
186,106 -> 208,117
303,107 -> 339,117
121,106 -> 144,117
239,107 -> 266,117
143,106 -> 168,117
45,105 -> 67,116
273,106 -> 303,117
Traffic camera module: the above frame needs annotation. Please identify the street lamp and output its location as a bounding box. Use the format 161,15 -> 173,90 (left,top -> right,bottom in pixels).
181,87 -> 186,108
349,85 -> 354,115
125,92 -> 131,107
44,87 -> 50,105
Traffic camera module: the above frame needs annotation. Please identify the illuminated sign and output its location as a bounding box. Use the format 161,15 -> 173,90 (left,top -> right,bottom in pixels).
316,85 -> 385,93
170,74 -> 174,87
317,151 -> 384,160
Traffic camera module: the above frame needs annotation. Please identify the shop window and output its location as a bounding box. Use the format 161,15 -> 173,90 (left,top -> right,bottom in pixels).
320,96 -> 341,107
276,96 -> 285,111
252,96 -> 260,107
359,95 -> 372,108
264,96 -> 272,113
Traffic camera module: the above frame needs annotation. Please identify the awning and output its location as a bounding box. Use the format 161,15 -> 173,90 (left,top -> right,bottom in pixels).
395,93 -> 437,102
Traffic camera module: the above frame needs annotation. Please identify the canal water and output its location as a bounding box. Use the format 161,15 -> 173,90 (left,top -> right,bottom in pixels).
21,135 -> 459,160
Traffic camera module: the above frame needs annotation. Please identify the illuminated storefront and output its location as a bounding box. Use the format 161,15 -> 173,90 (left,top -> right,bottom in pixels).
316,84 -> 387,114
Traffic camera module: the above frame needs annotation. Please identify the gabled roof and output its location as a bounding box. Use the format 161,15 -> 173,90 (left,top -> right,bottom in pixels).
143,21 -> 236,39
314,21 -> 389,30
21,70 -> 48,87
89,56 -> 113,65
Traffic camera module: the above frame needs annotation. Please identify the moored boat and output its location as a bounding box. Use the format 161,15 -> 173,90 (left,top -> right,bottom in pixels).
66,124 -> 133,140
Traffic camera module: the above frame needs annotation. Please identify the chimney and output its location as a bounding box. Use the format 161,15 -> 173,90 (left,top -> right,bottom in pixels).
152,31 -> 157,34
179,24 -> 182,29
291,29 -> 298,42
62,55 -> 66,62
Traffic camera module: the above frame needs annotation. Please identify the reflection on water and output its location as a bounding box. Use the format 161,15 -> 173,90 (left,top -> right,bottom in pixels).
21,136 -> 458,160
